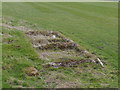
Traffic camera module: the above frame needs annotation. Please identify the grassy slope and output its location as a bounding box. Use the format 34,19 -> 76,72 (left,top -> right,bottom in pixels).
0,2 -> 2,89
2,28 -> 46,88
2,2 -> 118,88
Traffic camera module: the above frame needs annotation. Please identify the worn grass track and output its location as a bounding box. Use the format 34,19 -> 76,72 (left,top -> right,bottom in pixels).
2,2 -> 118,88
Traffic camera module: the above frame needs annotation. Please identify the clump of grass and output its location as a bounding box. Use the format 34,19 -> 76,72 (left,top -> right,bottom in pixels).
24,67 -> 39,76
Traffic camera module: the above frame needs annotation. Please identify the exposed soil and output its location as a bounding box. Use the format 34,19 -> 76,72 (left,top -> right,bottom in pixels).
43,59 -> 98,68
25,30 -> 101,68
25,30 -> 85,59
39,50 -> 81,60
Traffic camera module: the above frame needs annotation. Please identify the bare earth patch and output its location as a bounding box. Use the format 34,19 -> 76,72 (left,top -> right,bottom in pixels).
25,30 -> 103,68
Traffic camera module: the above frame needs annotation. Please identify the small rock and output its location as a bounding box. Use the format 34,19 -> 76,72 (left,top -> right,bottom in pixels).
52,35 -> 56,39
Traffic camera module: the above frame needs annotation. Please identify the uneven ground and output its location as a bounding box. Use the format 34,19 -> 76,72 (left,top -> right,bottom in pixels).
2,2 -> 118,88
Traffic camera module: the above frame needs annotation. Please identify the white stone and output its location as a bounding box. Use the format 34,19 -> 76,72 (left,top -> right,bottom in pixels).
52,35 -> 56,39
0,33 -> 3,36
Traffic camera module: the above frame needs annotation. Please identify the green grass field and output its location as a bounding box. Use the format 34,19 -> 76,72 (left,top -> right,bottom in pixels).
2,2 -> 118,88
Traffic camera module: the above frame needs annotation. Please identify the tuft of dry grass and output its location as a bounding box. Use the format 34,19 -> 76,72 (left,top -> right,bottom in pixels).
24,67 -> 39,76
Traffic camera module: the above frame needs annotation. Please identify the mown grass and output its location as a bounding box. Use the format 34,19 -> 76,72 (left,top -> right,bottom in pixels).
2,2 -> 118,88
3,2 -> 118,67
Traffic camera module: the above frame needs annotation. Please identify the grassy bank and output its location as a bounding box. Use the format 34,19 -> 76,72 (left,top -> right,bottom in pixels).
2,2 -> 118,88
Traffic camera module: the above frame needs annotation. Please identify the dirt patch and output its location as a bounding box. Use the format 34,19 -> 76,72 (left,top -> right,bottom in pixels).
26,30 -> 84,60
25,30 -> 82,52
25,30 -> 103,68
36,42 -> 78,50
39,50 -> 81,60
43,59 -> 98,68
